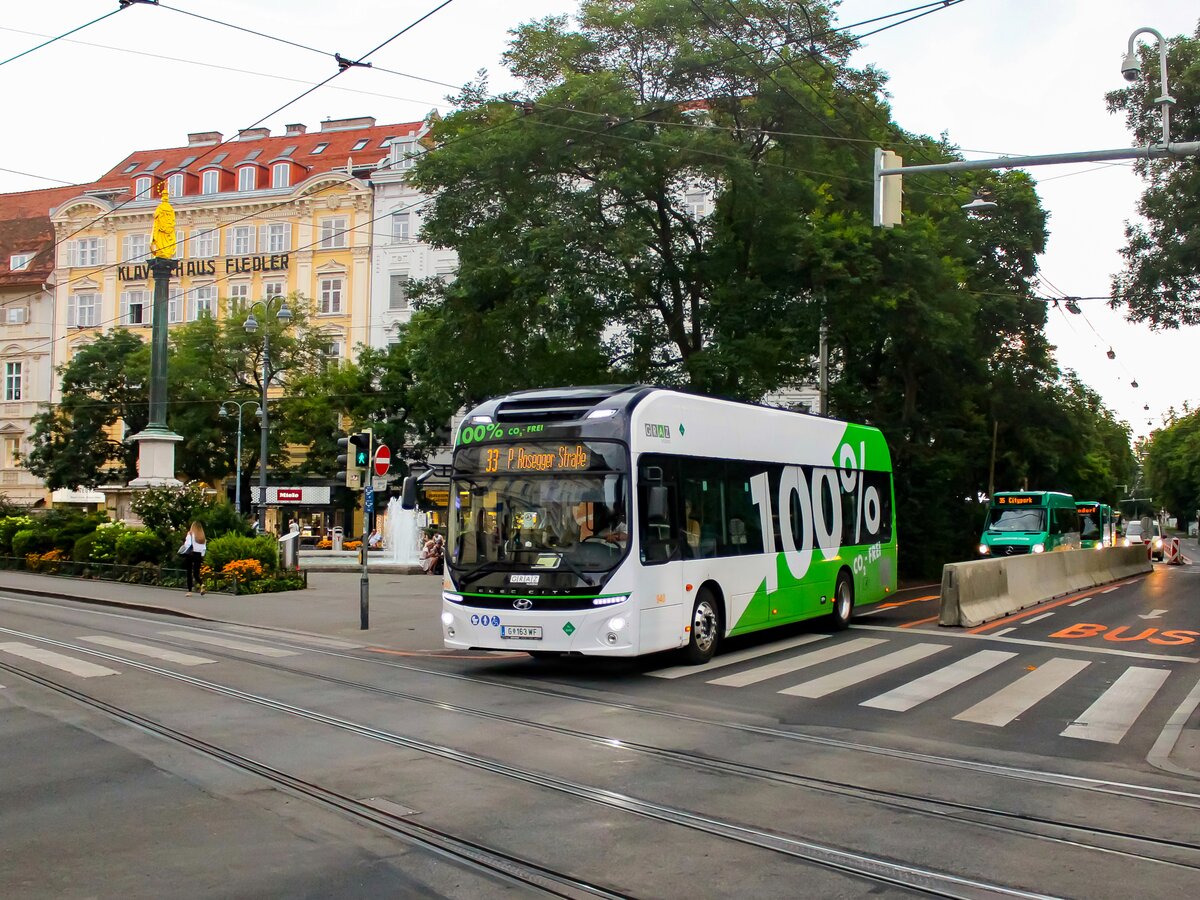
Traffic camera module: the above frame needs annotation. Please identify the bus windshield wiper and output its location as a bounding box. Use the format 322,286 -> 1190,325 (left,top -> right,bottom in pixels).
455,559 -> 505,587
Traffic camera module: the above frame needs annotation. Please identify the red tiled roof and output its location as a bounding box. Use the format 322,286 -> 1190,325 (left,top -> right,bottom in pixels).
0,184 -> 87,287
94,118 -> 427,193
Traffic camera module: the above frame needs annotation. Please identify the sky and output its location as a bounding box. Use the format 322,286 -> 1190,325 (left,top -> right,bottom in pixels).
1,0 -> 1195,438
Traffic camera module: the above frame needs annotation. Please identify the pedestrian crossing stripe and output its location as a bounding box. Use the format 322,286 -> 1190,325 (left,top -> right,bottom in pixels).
645,636 -> 1175,745
0,642 -> 119,678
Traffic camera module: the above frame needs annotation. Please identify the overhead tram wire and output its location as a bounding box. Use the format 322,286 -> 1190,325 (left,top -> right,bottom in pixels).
7,0 -> 461,311
0,3 -> 130,69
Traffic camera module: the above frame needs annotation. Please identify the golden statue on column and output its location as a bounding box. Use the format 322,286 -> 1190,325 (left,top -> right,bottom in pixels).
150,183 -> 178,259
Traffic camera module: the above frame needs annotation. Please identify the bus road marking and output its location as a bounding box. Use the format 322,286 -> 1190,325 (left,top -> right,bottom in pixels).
1061,667 -> 1170,744
647,634 -> 828,679
1100,586 -> 1121,594
708,637 -> 885,687
991,628 -> 1016,636
1023,613 -> 1055,624
0,642 -> 119,678
955,658 -> 1091,727
861,650 -> 1016,712
779,643 -> 949,698
1069,597 -> 1092,607
852,625 -> 1197,663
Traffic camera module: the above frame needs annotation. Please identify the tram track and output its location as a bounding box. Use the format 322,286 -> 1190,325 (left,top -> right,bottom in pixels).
5,591 -> 1193,812
0,625 -> 1061,900
39,619 -> 1200,869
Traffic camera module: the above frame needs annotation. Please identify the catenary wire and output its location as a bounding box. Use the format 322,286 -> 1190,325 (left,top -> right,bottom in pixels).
0,3 -> 128,68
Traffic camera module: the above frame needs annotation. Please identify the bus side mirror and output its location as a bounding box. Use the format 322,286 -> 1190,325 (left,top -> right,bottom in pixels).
401,476 -> 418,510
643,466 -> 663,484
647,485 -> 669,522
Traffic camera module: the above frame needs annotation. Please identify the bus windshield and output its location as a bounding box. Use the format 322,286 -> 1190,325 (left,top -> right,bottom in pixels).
987,507 -> 1046,533
449,441 -> 631,579
1079,513 -> 1102,541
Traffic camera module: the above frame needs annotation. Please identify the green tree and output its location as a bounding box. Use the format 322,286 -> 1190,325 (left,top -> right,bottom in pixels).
1143,406 -> 1200,526
1107,24 -> 1200,327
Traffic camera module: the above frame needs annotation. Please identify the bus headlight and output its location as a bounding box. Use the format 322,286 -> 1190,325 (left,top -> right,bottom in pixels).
443,592 -> 463,603
441,612 -> 455,626
1094,542 -> 1104,550
1032,543 -> 1045,553
978,544 -> 989,555
1123,538 -> 1131,547
593,594 -> 628,607
607,615 -> 627,632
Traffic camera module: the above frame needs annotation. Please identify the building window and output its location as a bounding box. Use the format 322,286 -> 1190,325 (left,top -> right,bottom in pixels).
230,225 -> 254,256
122,163 -> 138,174
166,172 -> 185,198
271,163 -> 290,188
266,223 -> 290,253
685,192 -> 709,218
322,335 -> 344,369
228,283 -> 249,310
120,289 -> 149,326
192,228 -> 218,258
122,233 -> 149,263
319,217 -> 347,249
189,284 -> 216,320
168,287 -> 183,323
238,167 -> 256,192
311,142 -> 329,155
201,170 -> 220,194
434,261 -> 457,282
134,176 -> 152,198
391,140 -> 417,170
2,436 -> 19,468
318,276 -> 343,315
9,253 -> 33,271
389,274 -> 409,310
391,211 -> 410,241
68,293 -> 99,327
351,138 -> 369,151
73,238 -> 102,267
4,362 -> 22,401
6,307 -> 28,325
262,280 -> 285,300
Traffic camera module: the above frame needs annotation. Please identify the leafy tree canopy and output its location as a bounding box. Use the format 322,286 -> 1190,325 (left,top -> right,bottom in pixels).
1107,23 -> 1200,327
1143,405 -> 1200,526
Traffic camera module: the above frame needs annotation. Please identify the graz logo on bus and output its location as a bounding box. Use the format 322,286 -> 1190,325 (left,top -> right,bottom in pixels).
645,423 -> 671,440
508,573 -> 540,585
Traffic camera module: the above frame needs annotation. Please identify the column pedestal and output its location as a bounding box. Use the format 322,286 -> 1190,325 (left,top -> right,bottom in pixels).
127,427 -> 183,488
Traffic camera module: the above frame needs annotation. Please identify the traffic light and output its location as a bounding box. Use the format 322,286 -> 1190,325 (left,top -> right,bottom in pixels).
337,430 -> 372,488
872,148 -> 903,228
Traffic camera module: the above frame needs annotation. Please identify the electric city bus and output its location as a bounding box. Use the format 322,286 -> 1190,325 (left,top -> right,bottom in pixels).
435,386 -> 897,663
1075,501 -> 1113,550
978,491 -> 1080,557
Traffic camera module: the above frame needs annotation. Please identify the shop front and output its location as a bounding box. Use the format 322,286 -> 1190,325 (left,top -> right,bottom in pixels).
254,484 -> 345,544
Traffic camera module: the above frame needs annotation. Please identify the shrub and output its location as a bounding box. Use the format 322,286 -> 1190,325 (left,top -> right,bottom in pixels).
49,512 -> 106,553
12,529 -> 54,558
0,516 -> 33,554
74,522 -> 126,564
116,529 -> 166,566
205,533 -> 278,574
130,481 -> 209,537
197,500 -> 254,539
27,548 -> 68,574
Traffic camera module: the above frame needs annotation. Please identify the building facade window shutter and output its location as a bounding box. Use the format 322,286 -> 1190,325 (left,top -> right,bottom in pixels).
389,273 -> 409,310
66,294 -> 77,327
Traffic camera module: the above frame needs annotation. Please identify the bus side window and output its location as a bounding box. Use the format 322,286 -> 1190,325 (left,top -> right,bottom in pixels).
638,459 -> 680,565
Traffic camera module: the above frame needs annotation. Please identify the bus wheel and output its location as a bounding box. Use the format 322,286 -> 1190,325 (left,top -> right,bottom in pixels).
683,592 -> 720,665
831,572 -> 854,630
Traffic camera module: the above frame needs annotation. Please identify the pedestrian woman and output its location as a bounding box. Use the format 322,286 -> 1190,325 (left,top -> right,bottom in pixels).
180,521 -> 207,596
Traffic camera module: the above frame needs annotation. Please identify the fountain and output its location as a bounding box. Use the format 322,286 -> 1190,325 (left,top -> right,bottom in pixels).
384,496 -> 424,565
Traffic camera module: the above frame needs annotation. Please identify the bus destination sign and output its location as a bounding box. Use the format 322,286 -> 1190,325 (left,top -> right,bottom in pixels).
996,495 -> 1037,506
482,444 -> 590,473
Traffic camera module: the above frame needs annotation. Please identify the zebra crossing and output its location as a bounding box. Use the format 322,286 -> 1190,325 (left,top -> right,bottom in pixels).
0,628 -> 319,683
647,633 -> 1186,745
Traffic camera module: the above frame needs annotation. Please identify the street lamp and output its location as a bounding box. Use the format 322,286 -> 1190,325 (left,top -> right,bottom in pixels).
244,297 -> 293,532
219,400 -> 261,513
1121,27 -> 1176,148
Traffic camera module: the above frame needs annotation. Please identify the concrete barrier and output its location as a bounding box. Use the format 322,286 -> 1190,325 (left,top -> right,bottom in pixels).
939,547 -> 1151,627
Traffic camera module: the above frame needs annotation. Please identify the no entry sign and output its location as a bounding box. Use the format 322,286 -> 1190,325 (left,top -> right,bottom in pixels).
373,444 -> 391,477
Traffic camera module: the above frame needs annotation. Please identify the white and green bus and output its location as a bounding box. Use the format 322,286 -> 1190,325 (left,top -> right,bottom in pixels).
438,386 -> 898,663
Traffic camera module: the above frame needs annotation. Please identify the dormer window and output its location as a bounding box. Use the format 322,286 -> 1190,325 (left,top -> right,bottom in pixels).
391,140 -> 418,170
351,138 -> 369,151
272,162 -> 290,189
122,163 -> 138,174
134,176 -> 152,198
9,253 -> 33,271
201,170 -> 220,195
238,167 -> 256,191
311,142 -> 329,155
166,172 -> 185,198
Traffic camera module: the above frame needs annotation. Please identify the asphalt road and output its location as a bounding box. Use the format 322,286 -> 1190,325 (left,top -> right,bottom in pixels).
0,551 -> 1197,898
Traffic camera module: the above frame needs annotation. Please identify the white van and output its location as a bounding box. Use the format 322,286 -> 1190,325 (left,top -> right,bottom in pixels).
1123,519 -> 1165,560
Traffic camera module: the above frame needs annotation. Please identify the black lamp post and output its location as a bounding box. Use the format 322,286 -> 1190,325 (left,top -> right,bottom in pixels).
244,298 -> 292,532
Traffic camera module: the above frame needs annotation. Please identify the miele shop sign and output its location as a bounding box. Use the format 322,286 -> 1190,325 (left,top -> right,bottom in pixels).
117,254 -> 290,281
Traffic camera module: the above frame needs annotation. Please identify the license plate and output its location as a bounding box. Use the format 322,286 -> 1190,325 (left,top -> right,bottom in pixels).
500,625 -> 543,640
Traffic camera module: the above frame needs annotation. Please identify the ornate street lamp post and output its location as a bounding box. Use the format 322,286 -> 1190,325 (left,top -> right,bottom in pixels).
219,400 -> 261,513
244,297 -> 292,533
